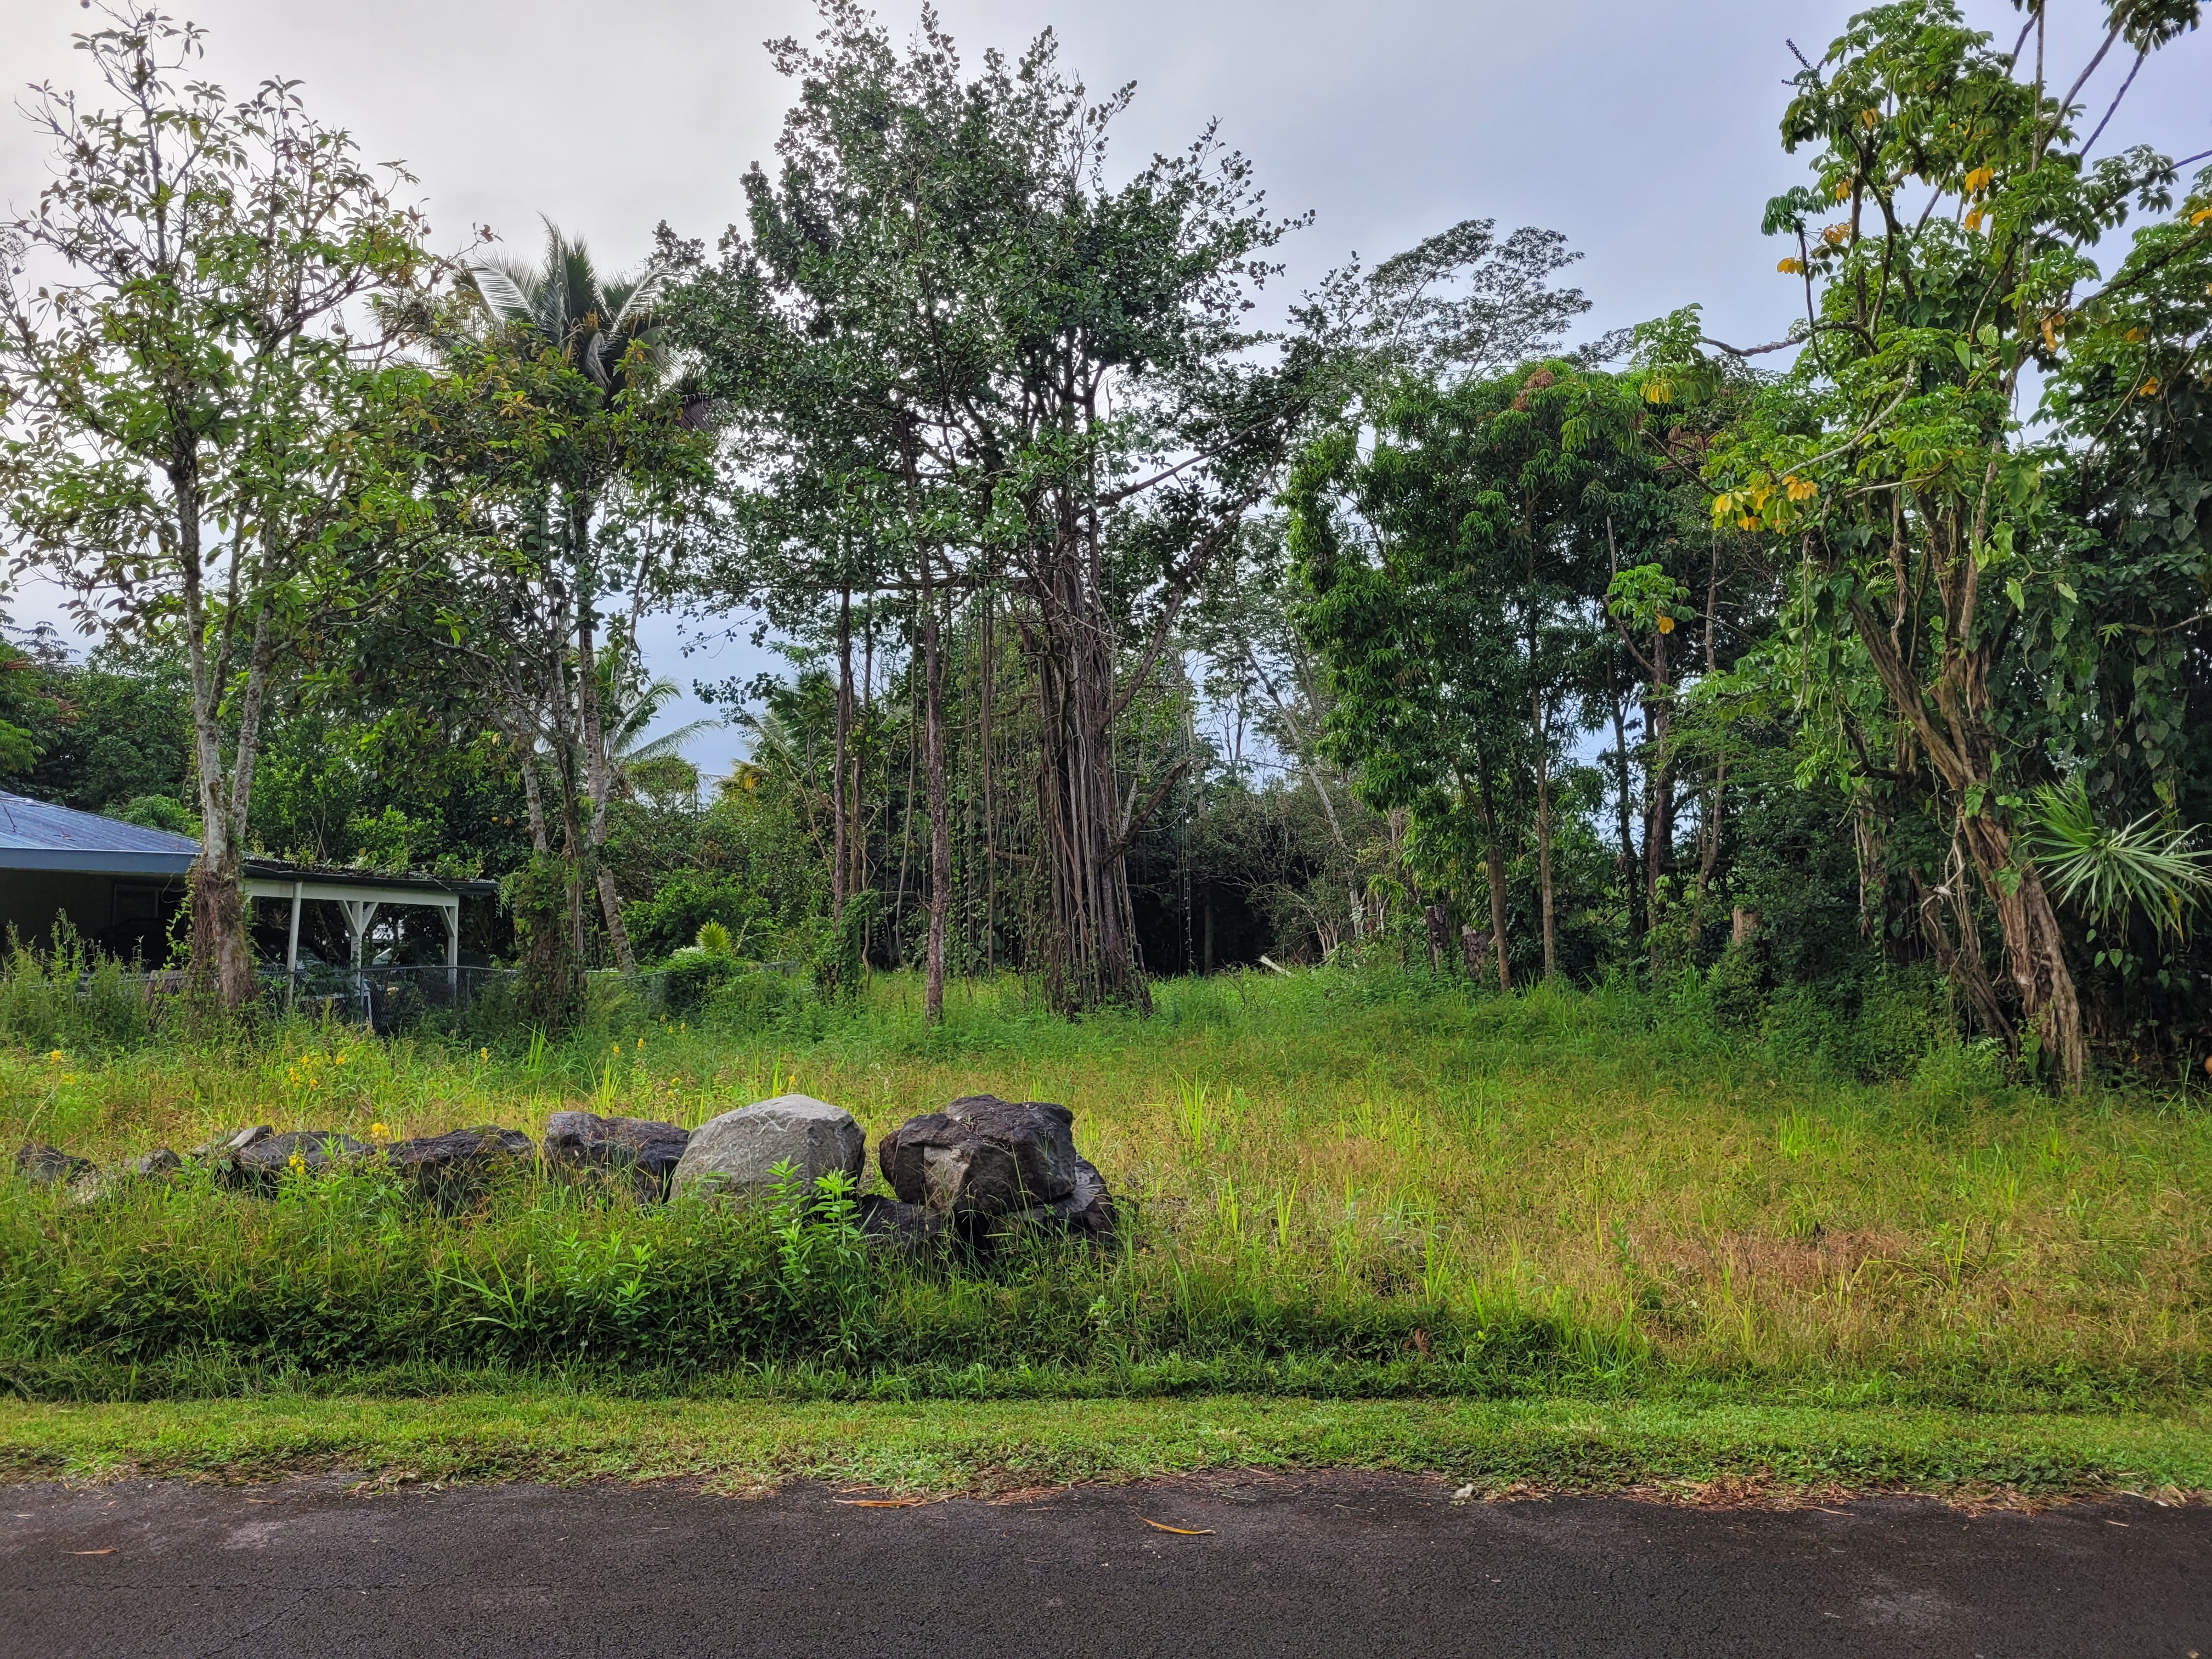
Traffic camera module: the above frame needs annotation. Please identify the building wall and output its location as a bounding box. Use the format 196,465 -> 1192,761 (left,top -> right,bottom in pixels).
0,871 -> 186,962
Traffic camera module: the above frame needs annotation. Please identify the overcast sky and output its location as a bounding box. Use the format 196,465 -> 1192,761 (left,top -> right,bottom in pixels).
3,0 -> 2207,780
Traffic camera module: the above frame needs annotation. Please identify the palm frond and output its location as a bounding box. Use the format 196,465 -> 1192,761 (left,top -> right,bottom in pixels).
462,258 -> 539,326
621,717 -> 724,765
2024,776 -> 2212,939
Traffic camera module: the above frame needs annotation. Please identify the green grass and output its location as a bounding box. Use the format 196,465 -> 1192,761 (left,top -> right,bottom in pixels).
3,963 -> 2210,1492
4,1392 -> 2207,1502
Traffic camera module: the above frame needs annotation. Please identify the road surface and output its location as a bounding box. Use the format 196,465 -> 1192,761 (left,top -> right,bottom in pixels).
3,1470 -> 2207,1656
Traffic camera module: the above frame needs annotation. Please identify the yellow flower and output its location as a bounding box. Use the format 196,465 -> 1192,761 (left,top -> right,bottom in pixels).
479,1047 -> 489,1063
288,1153 -> 306,1173
61,1074 -> 76,1084
46,1050 -> 63,1064
636,1037 -> 645,1051
369,1122 -> 391,1142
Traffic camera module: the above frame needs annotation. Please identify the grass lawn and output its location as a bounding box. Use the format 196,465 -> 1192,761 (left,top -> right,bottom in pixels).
7,1393 -> 2210,1502
3,967 -> 2209,1492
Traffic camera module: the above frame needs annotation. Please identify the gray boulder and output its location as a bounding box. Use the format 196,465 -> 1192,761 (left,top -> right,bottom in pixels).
672,1094 -> 864,1201
15,1143 -> 93,1186
126,1148 -> 183,1180
387,1126 -> 535,1211
1002,1154 -> 1119,1243
544,1110 -> 689,1198
878,1095 -> 1084,1218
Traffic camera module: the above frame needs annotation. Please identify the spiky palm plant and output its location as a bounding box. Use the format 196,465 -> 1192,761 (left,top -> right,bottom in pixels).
2024,777 -> 2212,941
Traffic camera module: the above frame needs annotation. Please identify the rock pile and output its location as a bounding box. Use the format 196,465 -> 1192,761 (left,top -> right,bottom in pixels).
12,1088 -> 1120,1249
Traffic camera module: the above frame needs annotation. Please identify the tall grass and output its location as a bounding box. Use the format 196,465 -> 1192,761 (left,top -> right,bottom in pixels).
2,966 -> 2208,1409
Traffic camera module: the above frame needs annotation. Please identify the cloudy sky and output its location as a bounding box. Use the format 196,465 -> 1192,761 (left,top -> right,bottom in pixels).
3,0 -> 2207,777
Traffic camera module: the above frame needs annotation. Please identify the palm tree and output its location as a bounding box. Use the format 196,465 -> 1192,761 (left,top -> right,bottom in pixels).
457,222 -> 698,975
606,674 -> 722,808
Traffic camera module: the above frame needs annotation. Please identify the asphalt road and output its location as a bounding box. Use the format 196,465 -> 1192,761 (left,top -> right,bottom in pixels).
3,1470 -> 2207,1657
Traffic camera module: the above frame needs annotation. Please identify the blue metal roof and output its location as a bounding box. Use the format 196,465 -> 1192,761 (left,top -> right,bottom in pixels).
0,791 -> 199,875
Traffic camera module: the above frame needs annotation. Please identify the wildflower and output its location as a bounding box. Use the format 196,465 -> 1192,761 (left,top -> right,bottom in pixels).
479,1047 -> 489,1063
636,1037 -> 645,1051
61,1074 -> 76,1084
47,1050 -> 63,1064
288,1153 -> 306,1173
369,1122 -> 391,1142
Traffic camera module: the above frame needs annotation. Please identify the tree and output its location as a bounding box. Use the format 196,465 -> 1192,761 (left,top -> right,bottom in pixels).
0,8 -> 429,1006
1290,362 -> 1646,986
461,222 -> 711,975
669,2 -> 1313,1020
1681,0 -> 2208,1088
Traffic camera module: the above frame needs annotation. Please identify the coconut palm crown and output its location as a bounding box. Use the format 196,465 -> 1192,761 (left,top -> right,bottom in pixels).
462,219 -> 672,399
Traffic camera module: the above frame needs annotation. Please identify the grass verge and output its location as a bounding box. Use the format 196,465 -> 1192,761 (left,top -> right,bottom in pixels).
3,1393 -> 2207,1503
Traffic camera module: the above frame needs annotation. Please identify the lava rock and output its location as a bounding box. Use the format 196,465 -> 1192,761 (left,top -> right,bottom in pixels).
1002,1153 -> 1119,1243
544,1110 -> 689,1198
68,1147 -> 185,1206
235,1130 -> 373,1184
15,1143 -> 93,1186
187,1125 -> 273,1166
877,1095 -> 1085,1219
672,1094 -> 864,1201
386,1126 -> 535,1211
857,1192 -> 947,1254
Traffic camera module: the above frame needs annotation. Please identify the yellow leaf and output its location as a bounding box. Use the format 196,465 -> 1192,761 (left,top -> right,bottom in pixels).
1833,182 -> 1852,201
1656,615 -> 1676,635
2140,377 -> 2160,397
1143,1520 -> 1215,1535
2193,207 -> 2212,226
1965,208 -> 1984,232
2125,328 -> 2145,343
1964,167 -> 1995,195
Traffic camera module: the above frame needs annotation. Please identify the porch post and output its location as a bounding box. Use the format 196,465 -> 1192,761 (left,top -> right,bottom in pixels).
285,881 -> 302,1010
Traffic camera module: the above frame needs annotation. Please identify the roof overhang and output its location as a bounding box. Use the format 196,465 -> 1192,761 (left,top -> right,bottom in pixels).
0,850 -> 195,877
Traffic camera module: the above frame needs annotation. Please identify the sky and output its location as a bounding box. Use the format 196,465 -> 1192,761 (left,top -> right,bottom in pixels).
2,0 -> 2207,780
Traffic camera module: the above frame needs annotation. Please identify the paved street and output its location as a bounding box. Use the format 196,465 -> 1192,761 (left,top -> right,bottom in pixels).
3,1470 -> 2207,1656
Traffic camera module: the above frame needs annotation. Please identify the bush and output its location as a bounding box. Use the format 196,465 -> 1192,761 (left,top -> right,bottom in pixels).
0,924 -> 155,1052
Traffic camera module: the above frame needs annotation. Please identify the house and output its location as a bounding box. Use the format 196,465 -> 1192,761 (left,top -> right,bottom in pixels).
0,790 -> 496,968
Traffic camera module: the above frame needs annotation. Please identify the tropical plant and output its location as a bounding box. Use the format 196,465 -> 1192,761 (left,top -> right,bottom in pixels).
2025,776 -> 2212,941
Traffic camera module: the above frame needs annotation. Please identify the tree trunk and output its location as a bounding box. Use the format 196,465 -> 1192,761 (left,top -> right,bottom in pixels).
173,462 -> 257,1010
1849,596 -> 2087,1090
1607,644 -> 1643,951
922,574 -> 950,1026
833,585 -> 851,919
1533,686 -> 1556,979
1425,902 -> 1451,973
1644,619 -> 1673,975
1032,539 -> 1149,1015
1471,777 -> 1511,993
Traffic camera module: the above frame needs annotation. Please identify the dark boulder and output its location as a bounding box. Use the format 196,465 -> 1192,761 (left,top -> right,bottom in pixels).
879,1095 -> 1085,1218
387,1126 -> 535,1210
544,1110 -> 689,1198
857,1192 -> 947,1255
68,1147 -> 185,1206
1001,1154 -> 1119,1244
15,1143 -> 94,1186
234,1130 -> 373,1186
187,1125 -> 272,1168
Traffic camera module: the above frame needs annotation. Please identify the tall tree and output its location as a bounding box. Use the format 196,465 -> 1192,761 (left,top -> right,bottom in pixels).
0,8 -> 428,1006
669,2 -> 1313,1019
1683,0 -> 2205,1088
